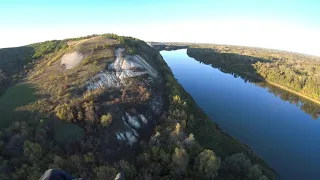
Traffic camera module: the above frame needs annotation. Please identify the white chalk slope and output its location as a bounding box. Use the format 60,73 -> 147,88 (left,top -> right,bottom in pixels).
87,48 -> 158,90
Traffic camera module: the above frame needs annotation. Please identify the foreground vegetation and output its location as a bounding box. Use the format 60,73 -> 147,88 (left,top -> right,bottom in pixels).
0,35 -> 275,179
187,45 -> 320,119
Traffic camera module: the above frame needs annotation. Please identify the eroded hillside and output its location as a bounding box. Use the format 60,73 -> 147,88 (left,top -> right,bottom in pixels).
0,35 -> 276,180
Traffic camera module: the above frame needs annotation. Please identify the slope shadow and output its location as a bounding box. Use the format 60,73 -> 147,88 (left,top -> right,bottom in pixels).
0,46 -> 36,96
0,46 -> 35,75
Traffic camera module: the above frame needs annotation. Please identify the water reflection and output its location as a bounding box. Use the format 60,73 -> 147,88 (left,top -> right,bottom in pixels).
188,50 -> 320,120
257,82 -> 320,120
161,49 -> 320,180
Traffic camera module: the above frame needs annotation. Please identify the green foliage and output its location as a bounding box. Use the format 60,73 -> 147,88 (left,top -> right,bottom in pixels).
154,45 -> 275,179
220,153 -> 269,179
100,113 -> 112,127
115,160 -> 137,179
53,120 -> 84,145
94,166 -> 118,180
0,40 -> 67,95
12,164 -> 42,180
222,153 -> 252,174
23,141 -> 43,163
31,40 -> 68,59
115,35 -> 142,55
172,147 -> 189,175
103,33 -> 121,39
84,152 -> 95,163
194,149 -> 221,179
173,95 -> 181,104
55,103 -> 74,121
188,46 -> 320,118
83,101 -> 96,121
0,35 -> 276,180
0,70 -> 8,94
0,84 -> 37,127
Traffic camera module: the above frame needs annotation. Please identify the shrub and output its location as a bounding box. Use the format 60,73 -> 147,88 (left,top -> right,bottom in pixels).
173,95 -> 181,104
101,113 -> 112,127
55,103 -> 74,121
194,149 -> 221,179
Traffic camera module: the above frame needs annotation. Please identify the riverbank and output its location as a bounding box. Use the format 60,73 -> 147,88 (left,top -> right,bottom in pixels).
265,80 -> 320,106
185,46 -> 320,108
161,48 -> 320,180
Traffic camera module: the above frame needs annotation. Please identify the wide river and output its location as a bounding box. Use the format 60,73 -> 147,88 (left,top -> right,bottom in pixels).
161,49 -> 320,180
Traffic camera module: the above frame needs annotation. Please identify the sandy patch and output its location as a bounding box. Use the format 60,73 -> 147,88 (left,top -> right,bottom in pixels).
60,52 -> 84,69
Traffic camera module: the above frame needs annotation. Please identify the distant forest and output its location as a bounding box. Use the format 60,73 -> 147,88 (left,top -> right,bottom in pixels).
187,45 -> 320,119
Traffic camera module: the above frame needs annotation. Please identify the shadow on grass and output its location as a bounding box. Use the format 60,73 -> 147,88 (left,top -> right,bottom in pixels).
0,83 -> 38,127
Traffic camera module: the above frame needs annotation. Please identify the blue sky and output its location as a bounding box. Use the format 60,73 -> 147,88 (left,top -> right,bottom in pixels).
1,0 -> 319,55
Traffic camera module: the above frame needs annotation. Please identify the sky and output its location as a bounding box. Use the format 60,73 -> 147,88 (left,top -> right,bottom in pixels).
0,0 -> 319,56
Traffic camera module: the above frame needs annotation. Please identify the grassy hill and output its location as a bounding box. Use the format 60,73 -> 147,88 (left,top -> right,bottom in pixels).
0,35 -> 275,180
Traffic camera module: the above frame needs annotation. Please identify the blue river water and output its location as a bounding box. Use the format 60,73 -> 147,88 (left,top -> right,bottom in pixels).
161,49 -> 320,180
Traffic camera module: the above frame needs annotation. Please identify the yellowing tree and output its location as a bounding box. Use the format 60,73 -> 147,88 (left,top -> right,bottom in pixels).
194,149 -> 220,179
172,147 -> 189,175
55,103 -> 74,121
101,113 -> 112,127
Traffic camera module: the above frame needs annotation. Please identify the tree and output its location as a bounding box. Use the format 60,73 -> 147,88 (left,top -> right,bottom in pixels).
174,123 -> 181,135
246,164 -> 267,180
84,152 -> 95,163
55,103 -> 74,121
23,141 -> 43,164
0,70 -> 8,94
94,166 -> 118,180
222,153 -> 252,175
115,160 -> 136,179
184,133 -> 195,144
101,113 -> 112,127
5,134 -> 24,157
194,149 -> 220,179
83,101 -> 96,121
172,147 -> 189,175
173,95 -> 181,104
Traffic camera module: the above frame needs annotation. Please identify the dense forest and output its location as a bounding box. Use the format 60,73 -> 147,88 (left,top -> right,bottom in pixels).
187,46 -> 320,115
0,35 -> 275,179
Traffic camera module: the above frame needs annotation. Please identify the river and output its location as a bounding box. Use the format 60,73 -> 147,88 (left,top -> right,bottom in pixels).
160,49 -> 320,180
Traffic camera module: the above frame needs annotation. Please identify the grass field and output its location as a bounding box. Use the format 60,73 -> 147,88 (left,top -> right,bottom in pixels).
0,83 -> 37,127
0,82 -> 84,144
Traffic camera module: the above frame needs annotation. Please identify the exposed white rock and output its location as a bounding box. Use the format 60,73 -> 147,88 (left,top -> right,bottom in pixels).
116,132 -> 126,141
110,48 -> 157,77
132,128 -> 138,136
147,42 -> 153,47
61,52 -> 84,69
87,48 -> 158,90
125,113 -> 141,129
116,70 -> 146,81
116,114 -> 142,145
125,131 -> 137,145
114,172 -> 125,180
140,114 -> 148,124
87,71 -> 120,90
109,48 -> 158,80
116,131 -> 138,145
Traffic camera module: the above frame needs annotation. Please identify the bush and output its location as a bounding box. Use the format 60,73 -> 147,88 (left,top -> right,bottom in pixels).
55,103 -> 74,121
173,95 -> 181,104
101,113 -> 112,127
194,149 -> 221,179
